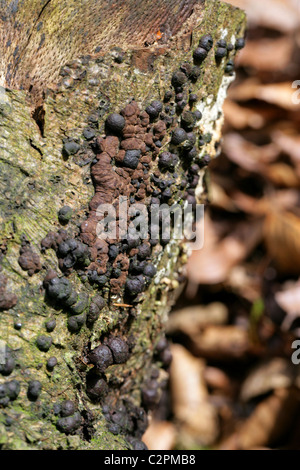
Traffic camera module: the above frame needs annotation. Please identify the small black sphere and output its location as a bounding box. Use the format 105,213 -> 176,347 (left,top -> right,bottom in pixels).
106,113 -> 126,133
36,335 -> 52,352
145,101 -> 163,119
58,206 -> 72,224
171,71 -> 187,88
108,337 -> 130,364
88,345 -> 113,372
47,356 -> 58,370
45,319 -> 56,332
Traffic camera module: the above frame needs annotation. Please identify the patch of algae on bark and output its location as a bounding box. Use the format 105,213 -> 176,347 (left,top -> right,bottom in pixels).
0,0 -> 246,450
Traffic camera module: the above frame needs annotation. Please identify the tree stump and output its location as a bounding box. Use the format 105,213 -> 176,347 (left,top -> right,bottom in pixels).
0,0 -> 246,450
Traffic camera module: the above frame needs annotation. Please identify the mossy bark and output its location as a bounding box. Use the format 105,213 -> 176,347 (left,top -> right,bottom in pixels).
0,0 -> 246,450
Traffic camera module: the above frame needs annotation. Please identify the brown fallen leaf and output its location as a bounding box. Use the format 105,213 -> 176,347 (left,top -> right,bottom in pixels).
264,209 -> 300,274
167,302 -> 228,336
170,344 -> 219,446
237,388 -> 300,449
240,358 -> 295,402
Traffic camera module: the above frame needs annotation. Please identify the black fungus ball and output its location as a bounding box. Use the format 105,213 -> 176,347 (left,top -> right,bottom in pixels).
171,71 -> 187,88
129,438 -> 148,450
143,264 -> 156,278
145,101 -> 163,119
36,335 -> 52,352
0,383 -> 7,399
45,319 -> 56,332
199,34 -> 213,51
56,412 -> 81,434
235,37 -> 246,50
106,113 -> 126,133
123,149 -> 141,169
156,336 -> 168,353
61,400 -> 76,417
125,275 -> 145,296
58,206 -> 73,224
193,47 -> 208,63
142,384 -> 159,410
86,375 -> 109,401
171,128 -> 187,145
164,90 -> 173,102
88,345 -> 113,372
6,380 -> 20,400
215,47 -> 227,59
108,245 -> 119,259
190,66 -> 201,81
47,356 -> 58,370
108,337 -> 130,364
27,380 -> 42,400
194,110 -> 202,121
138,243 -> 151,260
14,321 -> 22,330
160,348 -> 173,367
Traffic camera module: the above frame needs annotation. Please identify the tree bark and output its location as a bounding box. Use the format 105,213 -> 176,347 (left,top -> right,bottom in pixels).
0,0 -> 246,450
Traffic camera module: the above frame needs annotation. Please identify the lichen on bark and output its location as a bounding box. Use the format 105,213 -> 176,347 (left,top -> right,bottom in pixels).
0,0 -> 246,450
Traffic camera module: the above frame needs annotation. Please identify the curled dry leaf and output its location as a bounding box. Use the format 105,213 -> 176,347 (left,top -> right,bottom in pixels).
142,420 -> 177,451
237,388 -> 300,449
167,302 -> 228,336
170,344 -> 219,446
240,357 -> 295,402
